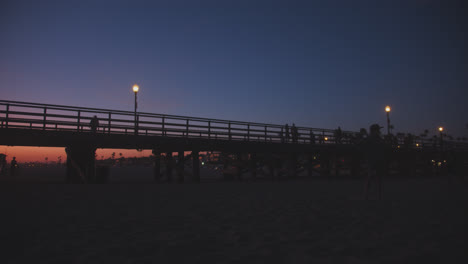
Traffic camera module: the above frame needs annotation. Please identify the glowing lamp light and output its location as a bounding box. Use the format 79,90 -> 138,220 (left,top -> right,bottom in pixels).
416,143 -> 419,147
385,106 -> 391,112
438,127 -> 444,132
132,84 -> 139,93
324,137 -> 328,141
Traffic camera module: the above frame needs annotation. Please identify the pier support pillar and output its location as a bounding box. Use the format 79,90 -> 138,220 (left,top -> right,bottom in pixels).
236,153 -> 242,181
177,151 -> 185,183
152,149 -> 161,182
307,154 -> 314,177
192,150 -> 200,182
320,153 -> 330,177
289,153 -> 297,178
350,154 -> 361,178
249,153 -> 257,180
166,152 -> 173,183
267,154 -> 275,180
65,145 -> 96,183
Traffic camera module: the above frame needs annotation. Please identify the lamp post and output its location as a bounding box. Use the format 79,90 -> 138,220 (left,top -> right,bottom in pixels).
133,84 -> 139,135
385,105 -> 391,135
438,126 -> 444,149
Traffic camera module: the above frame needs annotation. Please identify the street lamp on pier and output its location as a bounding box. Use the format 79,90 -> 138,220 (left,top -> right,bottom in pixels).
438,126 -> 444,149
132,84 -> 139,135
385,105 -> 391,135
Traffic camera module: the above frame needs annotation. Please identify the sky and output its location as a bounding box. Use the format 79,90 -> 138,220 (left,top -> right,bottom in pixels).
1,0 -> 467,162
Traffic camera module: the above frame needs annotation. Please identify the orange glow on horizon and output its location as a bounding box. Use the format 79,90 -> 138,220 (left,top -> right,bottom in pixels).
0,146 -> 152,163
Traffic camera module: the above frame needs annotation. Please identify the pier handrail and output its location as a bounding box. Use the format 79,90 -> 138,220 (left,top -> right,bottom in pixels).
1,100 -> 467,149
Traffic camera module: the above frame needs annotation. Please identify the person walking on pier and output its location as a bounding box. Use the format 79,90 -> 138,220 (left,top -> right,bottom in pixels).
309,130 -> 316,144
285,124 -> 290,143
279,129 -> 284,143
334,126 -> 343,144
291,123 -> 299,143
90,115 -> 99,133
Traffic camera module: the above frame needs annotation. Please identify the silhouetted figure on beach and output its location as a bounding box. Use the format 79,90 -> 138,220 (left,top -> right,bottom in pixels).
279,130 -> 284,143
10,157 -> 18,177
285,124 -> 290,143
291,123 -> 298,143
90,115 -> 99,133
363,124 -> 387,200
334,126 -> 343,144
309,130 -> 316,144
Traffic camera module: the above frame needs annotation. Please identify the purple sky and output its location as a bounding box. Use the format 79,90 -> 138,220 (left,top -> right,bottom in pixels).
1,0 -> 467,138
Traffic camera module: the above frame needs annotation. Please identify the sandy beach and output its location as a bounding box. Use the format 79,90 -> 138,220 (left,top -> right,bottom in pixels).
1,169 -> 467,263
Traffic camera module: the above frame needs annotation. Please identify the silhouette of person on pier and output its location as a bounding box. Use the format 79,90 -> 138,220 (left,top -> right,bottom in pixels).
279,130 -> 284,143
334,126 -> 343,144
363,124 -> 387,200
90,115 -> 99,133
10,157 -> 18,177
284,124 -> 290,143
291,123 -> 298,143
309,130 -> 316,144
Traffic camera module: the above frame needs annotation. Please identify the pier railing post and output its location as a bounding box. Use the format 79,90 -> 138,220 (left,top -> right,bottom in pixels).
208,121 -> 211,140
108,112 -> 111,134
43,107 -> 47,130
5,104 -> 9,128
77,110 -> 81,132
228,122 -> 231,140
192,150 -> 200,182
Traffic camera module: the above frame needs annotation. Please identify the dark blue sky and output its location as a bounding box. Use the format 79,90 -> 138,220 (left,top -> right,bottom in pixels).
1,0 -> 467,137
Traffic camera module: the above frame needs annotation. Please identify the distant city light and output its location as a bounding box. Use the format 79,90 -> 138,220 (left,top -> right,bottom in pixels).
438,126 -> 444,132
324,137 -> 328,141
385,106 -> 391,112
416,143 -> 419,147
132,84 -> 139,93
